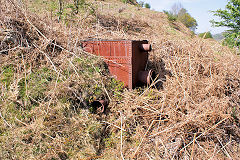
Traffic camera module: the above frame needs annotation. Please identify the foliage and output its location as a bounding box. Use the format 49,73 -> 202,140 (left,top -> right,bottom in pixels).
222,31 -> 240,47
163,10 -> 177,22
164,3 -> 198,31
177,8 -> 198,31
121,0 -> 138,5
18,67 -> 56,107
57,0 -> 95,24
0,65 -> 14,89
211,0 -> 240,47
144,3 -> 151,9
198,31 -> 213,39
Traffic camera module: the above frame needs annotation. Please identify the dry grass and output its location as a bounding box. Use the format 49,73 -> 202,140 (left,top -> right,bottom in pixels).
0,0 -> 239,159
107,37 -> 240,159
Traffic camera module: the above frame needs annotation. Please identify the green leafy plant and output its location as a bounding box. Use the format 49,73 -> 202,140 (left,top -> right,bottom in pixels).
211,0 -> 240,47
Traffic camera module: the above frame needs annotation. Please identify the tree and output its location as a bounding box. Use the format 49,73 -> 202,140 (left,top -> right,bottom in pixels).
144,3 -> 150,9
171,2 -> 183,16
177,8 -> 198,31
177,8 -> 187,17
211,0 -> 240,47
164,3 -> 198,31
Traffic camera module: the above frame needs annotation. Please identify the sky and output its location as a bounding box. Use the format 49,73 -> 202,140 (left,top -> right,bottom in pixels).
138,0 -> 229,34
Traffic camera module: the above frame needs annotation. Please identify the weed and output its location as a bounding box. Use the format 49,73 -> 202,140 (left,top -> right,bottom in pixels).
0,65 -> 14,89
104,132 -> 117,148
17,67 -> 56,107
109,78 -> 124,99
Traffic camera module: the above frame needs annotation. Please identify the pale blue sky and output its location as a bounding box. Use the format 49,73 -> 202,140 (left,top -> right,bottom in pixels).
138,0 -> 229,34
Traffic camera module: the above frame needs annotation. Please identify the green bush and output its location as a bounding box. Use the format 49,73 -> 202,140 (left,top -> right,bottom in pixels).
144,3 -> 151,9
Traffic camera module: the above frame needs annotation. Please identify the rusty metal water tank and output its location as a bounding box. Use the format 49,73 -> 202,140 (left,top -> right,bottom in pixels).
81,40 -> 153,89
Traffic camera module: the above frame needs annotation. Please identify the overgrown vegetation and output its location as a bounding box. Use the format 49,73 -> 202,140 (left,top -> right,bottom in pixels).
50,0 -> 96,24
0,0 -> 239,159
164,2 -> 198,31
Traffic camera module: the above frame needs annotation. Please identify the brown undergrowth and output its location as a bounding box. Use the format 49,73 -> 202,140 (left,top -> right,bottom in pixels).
0,0 -> 239,159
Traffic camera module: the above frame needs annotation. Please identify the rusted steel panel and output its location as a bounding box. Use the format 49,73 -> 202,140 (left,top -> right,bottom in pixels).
80,40 -> 151,89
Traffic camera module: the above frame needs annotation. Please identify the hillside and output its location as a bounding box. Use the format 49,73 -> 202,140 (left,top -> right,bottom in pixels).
0,0 -> 239,159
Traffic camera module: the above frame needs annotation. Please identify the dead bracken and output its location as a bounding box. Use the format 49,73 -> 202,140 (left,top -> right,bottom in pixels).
0,0 -> 239,159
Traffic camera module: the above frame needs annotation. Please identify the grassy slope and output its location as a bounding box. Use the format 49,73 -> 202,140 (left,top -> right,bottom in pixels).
0,0 -> 240,159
